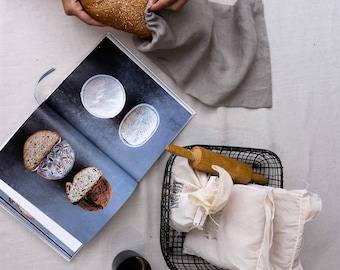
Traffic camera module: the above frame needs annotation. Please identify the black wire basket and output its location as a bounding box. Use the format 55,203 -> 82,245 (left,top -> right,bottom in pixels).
160,145 -> 284,270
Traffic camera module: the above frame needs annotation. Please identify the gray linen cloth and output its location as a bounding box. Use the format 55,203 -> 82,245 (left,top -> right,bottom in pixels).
134,0 -> 272,108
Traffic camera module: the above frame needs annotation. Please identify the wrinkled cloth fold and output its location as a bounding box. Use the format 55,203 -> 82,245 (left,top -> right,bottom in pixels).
134,0 -> 272,108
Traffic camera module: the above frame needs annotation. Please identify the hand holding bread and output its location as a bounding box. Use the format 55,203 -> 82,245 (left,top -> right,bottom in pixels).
62,0 -> 105,26
61,0 -> 189,38
79,0 -> 152,38
149,0 -> 189,11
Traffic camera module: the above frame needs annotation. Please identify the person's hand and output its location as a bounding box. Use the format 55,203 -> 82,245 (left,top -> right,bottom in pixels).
62,0 -> 105,26
149,0 -> 189,11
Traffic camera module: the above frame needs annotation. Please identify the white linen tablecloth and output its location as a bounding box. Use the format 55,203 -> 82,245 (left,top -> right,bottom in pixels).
1,0 -> 339,269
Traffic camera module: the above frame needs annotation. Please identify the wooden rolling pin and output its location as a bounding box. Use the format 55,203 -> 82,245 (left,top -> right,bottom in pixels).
166,144 -> 268,185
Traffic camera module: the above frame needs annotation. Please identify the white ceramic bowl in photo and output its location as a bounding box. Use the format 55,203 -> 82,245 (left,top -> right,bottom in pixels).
80,74 -> 126,118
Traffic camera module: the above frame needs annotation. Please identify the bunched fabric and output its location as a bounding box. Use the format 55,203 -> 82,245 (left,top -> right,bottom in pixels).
135,0 -> 272,108
169,157 -> 234,232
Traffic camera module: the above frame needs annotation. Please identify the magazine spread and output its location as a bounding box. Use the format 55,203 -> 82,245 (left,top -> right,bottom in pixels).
0,33 -> 194,261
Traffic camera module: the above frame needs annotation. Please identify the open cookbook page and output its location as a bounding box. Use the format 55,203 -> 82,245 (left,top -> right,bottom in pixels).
46,33 -> 195,181
0,33 -> 194,260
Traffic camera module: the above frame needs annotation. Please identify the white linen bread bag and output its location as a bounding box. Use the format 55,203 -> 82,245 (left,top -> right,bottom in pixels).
269,188 -> 322,270
183,184 -> 275,270
169,157 -> 233,232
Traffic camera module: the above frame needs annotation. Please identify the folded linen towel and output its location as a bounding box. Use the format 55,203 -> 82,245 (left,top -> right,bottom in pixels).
134,0 -> 272,108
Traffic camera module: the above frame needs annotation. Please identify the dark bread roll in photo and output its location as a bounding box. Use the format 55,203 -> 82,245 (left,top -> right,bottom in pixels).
80,0 -> 151,38
23,130 -> 75,180
65,166 -> 112,212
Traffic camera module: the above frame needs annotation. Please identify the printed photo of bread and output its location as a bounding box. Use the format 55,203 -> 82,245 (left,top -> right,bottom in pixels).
23,130 -> 61,171
80,0 -> 151,38
23,130 -> 75,180
65,166 -> 112,212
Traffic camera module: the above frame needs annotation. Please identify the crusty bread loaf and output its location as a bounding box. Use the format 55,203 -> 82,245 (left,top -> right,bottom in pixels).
36,140 -> 75,180
76,178 -> 112,211
80,0 -> 151,38
65,167 -> 112,212
23,130 -> 61,171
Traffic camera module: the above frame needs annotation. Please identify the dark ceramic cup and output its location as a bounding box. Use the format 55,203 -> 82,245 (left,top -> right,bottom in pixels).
112,250 -> 151,270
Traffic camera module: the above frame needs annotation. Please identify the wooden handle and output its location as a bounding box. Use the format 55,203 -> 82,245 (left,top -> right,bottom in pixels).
166,144 -> 198,161
167,144 -> 268,185
251,173 -> 268,185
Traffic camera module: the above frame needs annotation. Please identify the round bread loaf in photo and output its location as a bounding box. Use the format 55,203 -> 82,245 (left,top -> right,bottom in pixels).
80,0 -> 151,38
65,166 -> 112,212
23,130 -> 61,171
23,130 -> 75,180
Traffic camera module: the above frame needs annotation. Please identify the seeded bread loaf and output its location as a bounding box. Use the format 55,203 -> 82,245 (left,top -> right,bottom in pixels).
23,130 -> 61,171
36,140 -> 75,180
65,167 -> 112,212
80,0 -> 151,38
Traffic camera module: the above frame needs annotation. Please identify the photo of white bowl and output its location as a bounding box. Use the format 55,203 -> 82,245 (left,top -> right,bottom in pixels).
80,74 -> 126,118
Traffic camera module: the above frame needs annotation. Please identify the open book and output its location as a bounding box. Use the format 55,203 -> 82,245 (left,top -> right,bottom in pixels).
0,33 -> 194,261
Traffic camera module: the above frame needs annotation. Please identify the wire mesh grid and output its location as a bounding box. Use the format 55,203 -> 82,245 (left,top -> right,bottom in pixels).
160,145 -> 283,270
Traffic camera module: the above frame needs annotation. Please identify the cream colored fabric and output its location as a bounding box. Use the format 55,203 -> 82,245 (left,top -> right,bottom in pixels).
169,157 -> 233,232
182,185 -> 322,270
183,184 -> 275,270
269,189 -> 322,270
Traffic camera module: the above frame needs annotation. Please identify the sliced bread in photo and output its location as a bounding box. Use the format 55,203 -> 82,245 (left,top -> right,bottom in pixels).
65,166 -> 112,212
23,130 -> 61,171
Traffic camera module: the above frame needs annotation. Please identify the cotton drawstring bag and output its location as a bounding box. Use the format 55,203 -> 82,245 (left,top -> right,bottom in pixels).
169,157 -> 233,232
183,184 -> 275,270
